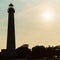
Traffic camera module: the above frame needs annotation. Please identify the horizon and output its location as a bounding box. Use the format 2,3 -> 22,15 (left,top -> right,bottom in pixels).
0,0 -> 60,51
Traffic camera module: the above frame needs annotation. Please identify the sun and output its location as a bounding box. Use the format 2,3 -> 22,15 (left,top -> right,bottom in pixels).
42,11 -> 54,21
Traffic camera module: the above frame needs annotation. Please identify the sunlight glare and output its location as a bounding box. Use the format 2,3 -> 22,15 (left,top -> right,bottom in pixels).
42,11 -> 54,21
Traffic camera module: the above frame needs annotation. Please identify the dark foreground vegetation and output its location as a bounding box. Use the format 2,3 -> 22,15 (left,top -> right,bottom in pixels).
0,44 -> 60,60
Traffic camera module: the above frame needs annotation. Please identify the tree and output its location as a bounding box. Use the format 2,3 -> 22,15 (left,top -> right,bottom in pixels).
16,45 -> 31,59
32,45 -> 45,59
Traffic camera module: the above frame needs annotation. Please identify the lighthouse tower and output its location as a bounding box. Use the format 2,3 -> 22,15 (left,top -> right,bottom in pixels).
7,3 -> 16,56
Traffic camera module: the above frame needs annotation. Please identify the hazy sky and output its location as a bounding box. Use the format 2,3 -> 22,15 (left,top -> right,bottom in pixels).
0,0 -> 60,50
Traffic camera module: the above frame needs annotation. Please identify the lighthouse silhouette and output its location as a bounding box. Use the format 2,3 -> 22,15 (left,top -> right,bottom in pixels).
7,3 -> 16,56
1,3 -> 16,57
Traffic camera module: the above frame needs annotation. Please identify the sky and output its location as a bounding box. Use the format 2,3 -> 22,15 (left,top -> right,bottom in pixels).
0,0 -> 60,50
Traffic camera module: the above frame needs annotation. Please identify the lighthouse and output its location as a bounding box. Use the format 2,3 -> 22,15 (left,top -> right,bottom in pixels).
7,3 -> 16,56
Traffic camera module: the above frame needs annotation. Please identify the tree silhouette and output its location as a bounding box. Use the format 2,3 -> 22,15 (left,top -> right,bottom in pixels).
45,46 -> 55,59
32,45 -> 45,59
16,46 -> 31,59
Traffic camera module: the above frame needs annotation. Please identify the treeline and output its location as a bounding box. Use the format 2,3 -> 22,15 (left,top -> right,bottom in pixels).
16,45 -> 60,59
0,45 -> 60,59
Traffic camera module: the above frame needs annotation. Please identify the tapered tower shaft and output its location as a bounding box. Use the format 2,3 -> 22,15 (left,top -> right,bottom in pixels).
7,4 -> 15,55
